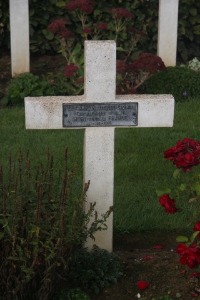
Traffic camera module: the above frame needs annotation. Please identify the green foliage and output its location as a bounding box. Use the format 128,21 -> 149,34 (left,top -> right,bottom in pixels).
29,0 -> 69,54
4,72 -> 83,106
62,288 -> 90,300
55,288 -> 90,300
4,73 -> 55,105
67,248 -> 123,294
0,149 -> 110,299
178,0 -> 200,61
138,66 -> 200,102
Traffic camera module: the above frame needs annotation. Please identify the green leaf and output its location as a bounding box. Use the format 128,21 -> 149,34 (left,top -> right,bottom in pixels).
116,47 -> 127,52
191,182 -> 200,195
173,169 -> 181,179
176,235 -> 189,243
0,232 -> 4,240
55,0 -> 66,8
179,183 -> 186,191
190,8 -> 197,16
156,188 -> 171,197
190,231 -> 200,243
42,29 -> 54,41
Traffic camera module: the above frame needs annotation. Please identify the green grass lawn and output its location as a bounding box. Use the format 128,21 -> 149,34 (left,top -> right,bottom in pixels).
1,98 -> 200,233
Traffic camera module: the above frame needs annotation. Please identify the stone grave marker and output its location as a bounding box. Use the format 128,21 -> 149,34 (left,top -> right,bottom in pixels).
25,41 -> 174,252
158,0 -> 179,66
9,0 -> 30,76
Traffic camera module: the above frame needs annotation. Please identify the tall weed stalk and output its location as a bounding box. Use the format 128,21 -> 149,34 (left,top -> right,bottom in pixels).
0,149 -> 109,299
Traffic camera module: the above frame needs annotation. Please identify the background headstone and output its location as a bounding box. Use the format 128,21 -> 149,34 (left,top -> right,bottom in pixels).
157,0 -> 179,66
9,0 -> 30,76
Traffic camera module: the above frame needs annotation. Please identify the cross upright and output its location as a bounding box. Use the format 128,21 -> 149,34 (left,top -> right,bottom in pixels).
25,41 -> 174,252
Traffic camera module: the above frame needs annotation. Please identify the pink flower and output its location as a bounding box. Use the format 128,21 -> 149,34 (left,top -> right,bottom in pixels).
65,0 -> 79,11
66,0 -> 95,14
96,22 -> 108,31
48,19 -> 73,39
83,27 -> 92,34
64,64 -> 79,77
111,7 -> 134,19
136,280 -> 149,290
129,53 -> 166,74
48,19 -> 66,34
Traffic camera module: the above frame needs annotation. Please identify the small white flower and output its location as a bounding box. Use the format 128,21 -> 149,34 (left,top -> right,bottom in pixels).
136,293 -> 141,299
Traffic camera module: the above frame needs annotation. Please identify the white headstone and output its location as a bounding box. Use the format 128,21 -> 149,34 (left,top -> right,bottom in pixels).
9,0 -> 30,77
157,0 -> 179,66
25,41 -> 174,252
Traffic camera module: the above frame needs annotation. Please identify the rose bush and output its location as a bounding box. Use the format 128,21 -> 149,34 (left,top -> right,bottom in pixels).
157,138 -> 200,269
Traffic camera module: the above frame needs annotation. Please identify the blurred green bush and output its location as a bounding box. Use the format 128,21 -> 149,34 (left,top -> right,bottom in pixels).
138,66 -> 200,102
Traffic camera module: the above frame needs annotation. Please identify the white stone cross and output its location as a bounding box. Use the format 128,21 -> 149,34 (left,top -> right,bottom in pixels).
9,0 -> 30,76
157,0 -> 179,66
25,41 -> 174,252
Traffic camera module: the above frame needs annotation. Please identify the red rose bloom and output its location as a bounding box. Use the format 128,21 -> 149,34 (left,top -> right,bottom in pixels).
136,280 -> 149,290
159,194 -> 178,214
64,64 -> 79,77
164,138 -> 200,172
177,243 -> 200,269
194,221 -> 200,232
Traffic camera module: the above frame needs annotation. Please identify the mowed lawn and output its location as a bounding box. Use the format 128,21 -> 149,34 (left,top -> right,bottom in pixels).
1,98 -> 200,232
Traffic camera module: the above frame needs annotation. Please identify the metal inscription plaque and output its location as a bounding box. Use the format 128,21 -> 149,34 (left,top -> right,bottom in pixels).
63,102 -> 138,127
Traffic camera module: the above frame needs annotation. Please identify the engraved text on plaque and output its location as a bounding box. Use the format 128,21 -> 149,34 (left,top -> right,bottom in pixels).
63,102 -> 138,127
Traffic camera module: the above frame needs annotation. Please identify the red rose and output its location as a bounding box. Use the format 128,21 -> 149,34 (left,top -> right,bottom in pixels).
176,243 -> 200,269
194,221 -> 200,232
136,280 -> 149,290
164,138 -> 200,172
159,194 -> 177,214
